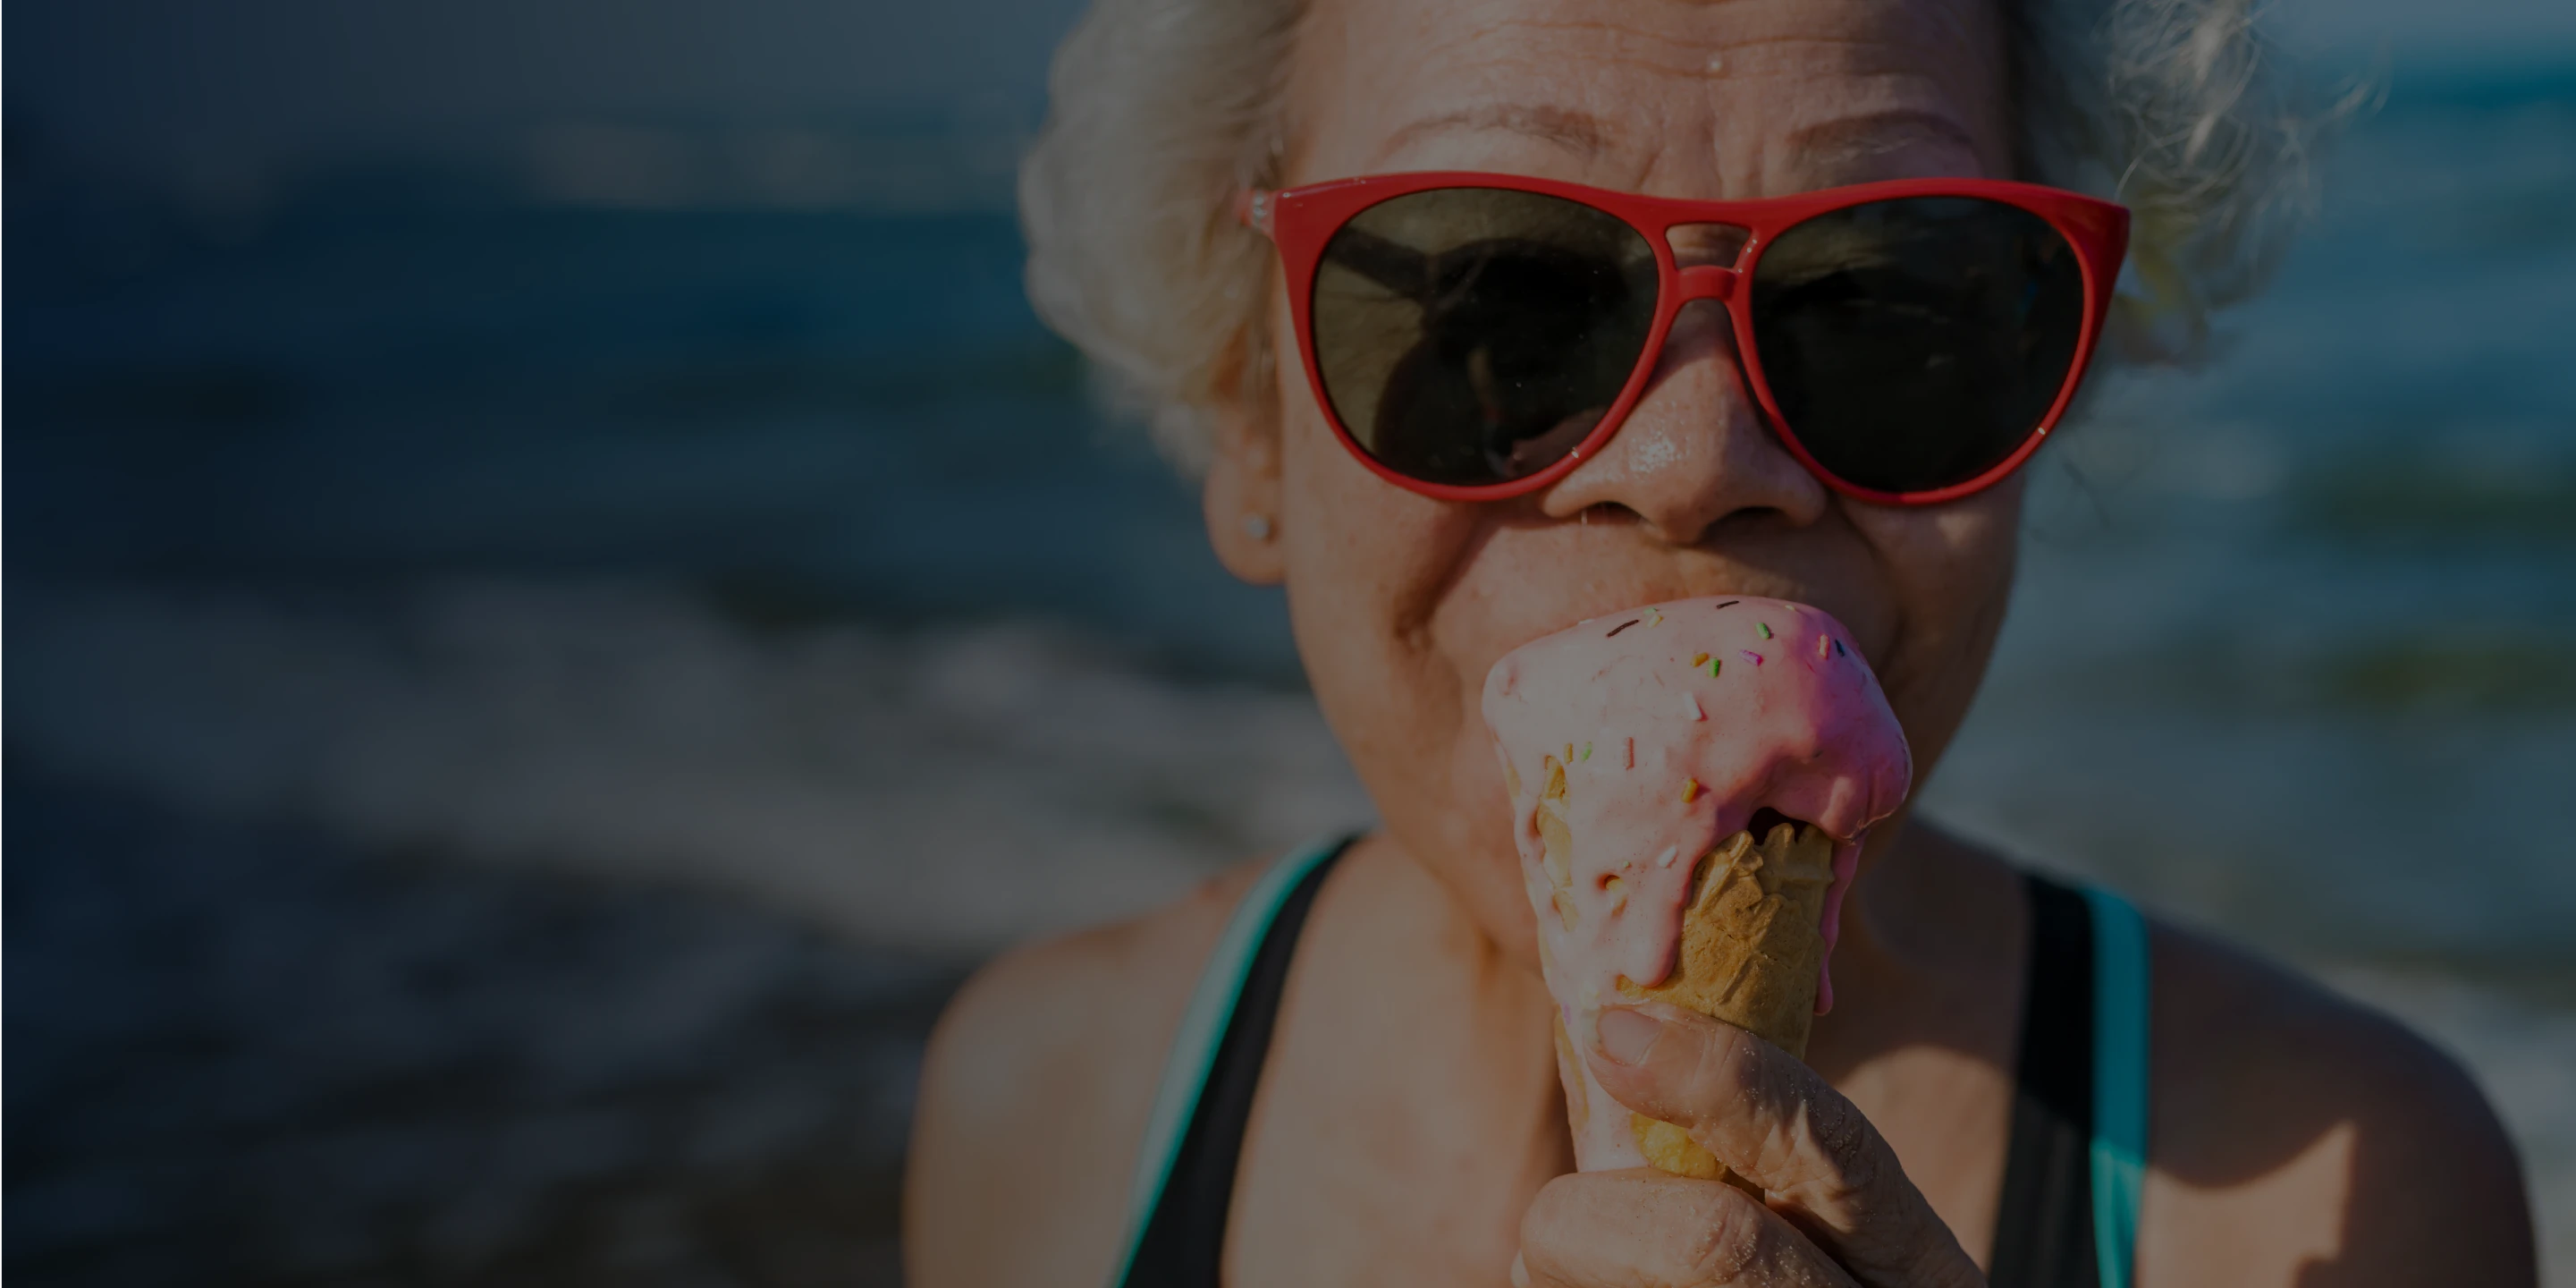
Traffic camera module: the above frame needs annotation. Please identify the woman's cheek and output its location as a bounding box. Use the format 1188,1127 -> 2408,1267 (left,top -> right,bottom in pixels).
1843,481 -> 2025,780
1278,416 -> 1480,754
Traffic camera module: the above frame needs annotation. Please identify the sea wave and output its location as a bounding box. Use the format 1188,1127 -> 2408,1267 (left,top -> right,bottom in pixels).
8,580 -> 1373,955
8,579 -> 2567,1279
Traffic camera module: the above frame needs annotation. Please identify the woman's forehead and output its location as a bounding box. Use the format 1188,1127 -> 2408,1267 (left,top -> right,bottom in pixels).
1287,0 -> 2009,194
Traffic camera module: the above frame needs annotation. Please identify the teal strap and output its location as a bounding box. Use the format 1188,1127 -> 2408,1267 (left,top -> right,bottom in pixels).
1103,835 -> 1350,1288
2082,886 -> 2151,1288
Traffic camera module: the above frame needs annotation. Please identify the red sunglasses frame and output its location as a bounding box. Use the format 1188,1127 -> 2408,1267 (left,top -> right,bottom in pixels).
1238,172 -> 2130,505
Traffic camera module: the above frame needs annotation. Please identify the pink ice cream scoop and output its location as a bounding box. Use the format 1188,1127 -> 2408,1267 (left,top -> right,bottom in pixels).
1482,596 -> 1912,1174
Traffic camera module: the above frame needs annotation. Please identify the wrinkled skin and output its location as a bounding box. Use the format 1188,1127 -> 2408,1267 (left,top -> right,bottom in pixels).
1203,0 -> 2023,971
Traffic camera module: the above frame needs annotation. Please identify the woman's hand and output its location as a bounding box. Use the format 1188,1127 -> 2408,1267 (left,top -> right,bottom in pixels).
1516,1007 -> 1985,1288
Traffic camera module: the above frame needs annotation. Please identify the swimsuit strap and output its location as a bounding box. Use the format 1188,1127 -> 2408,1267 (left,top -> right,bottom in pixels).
1107,834 -> 1357,1288
1990,874 -> 2152,1288
2083,886 -> 2151,1288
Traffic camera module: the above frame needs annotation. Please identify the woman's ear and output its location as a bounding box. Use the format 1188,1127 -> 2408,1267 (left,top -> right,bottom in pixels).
1202,392 -> 1288,586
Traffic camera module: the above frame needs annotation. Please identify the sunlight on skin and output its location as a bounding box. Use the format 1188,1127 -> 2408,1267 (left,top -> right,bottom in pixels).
2145,1121 -> 2355,1284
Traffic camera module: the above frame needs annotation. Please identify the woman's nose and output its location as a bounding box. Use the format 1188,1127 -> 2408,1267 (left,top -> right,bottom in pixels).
1539,301 -> 1831,544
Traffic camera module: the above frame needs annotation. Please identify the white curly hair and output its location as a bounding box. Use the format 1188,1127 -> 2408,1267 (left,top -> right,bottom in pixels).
1021,0 -> 2344,475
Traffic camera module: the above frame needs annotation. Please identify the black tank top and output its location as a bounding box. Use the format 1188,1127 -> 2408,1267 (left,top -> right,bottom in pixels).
1120,843 -> 2116,1287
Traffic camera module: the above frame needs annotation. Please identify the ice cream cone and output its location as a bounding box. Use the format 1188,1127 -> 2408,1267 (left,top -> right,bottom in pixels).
1619,819 -> 1837,1182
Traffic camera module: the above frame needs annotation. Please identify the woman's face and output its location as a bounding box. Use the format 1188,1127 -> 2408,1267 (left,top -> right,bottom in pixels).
1206,0 -> 2023,958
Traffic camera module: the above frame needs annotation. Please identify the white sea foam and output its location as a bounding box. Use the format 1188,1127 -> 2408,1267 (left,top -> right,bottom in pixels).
9,580 -> 1374,955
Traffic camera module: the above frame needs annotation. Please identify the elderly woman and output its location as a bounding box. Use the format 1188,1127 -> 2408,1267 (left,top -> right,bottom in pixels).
907,0 -> 2536,1283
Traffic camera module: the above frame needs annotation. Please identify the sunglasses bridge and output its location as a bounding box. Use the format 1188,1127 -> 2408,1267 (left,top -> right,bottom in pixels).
1674,263 -> 1738,301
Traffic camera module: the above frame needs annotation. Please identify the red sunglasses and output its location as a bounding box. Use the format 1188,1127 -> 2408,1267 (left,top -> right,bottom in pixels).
1238,173 -> 2129,504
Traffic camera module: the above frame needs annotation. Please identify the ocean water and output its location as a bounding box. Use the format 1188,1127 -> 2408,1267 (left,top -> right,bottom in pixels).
9,65 -> 2574,1283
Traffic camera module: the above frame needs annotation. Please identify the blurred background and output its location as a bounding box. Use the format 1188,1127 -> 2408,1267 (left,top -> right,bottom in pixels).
5,0 -> 2571,1282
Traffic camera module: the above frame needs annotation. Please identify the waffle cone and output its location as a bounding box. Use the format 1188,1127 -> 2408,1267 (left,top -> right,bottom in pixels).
1620,821 -> 1837,1184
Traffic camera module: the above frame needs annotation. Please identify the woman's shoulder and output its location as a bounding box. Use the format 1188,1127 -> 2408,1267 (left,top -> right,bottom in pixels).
2138,913 -> 2536,1285
903,852 -> 1278,1288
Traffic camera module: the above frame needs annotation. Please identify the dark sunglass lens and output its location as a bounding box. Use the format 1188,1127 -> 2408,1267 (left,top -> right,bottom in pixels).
1748,197 -> 2086,495
1311,188 -> 1660,487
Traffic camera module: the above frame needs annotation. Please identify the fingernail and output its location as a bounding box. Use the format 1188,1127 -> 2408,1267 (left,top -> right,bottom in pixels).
1510,1251 -> 1531,1288
1595,1007 -> 1662,1065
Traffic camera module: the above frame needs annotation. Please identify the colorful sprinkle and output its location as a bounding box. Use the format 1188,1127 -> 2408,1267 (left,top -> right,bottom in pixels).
1657,844 -> 1681,868
1680,777 -> 1702,803
1581,741 -> 1593,763
1741,650 -> 1765,666
1705,656 -> 1722,678
1834,639 -> 1848,657
1624,738 -> 1635,768
1714,599 -> 1740,609
1644,606 -> 1665,628
1755,622 -> 1774,640
1818,635 -> 1833,658
1607,618 -> 1641,638
1679,691 -> 1704,720
1692,652 -> 1710,668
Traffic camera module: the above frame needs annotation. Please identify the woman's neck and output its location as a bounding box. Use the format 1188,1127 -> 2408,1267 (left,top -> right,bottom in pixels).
1803,815 -> 2028,1078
